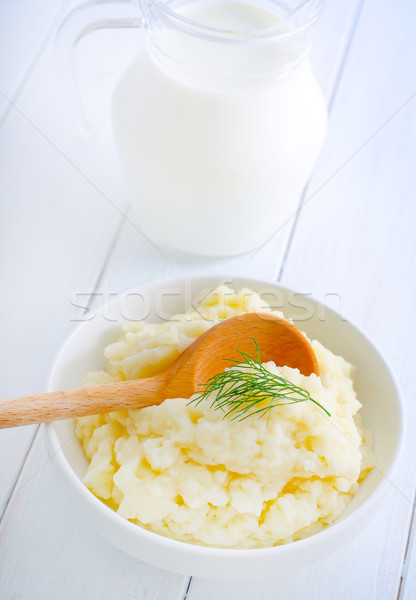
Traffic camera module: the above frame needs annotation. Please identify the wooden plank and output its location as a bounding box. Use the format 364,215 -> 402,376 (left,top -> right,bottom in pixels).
0,427 -> 38,519
0,25 -> 129,520
0,0 -> 68,122
0,431 -> 187,599
402,502 -> 416,599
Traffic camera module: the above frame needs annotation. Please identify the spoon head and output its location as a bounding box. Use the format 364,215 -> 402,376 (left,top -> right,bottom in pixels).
164,312 -> 319,399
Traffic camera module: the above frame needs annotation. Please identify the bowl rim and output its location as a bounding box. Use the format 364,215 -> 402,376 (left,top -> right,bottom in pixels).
44,273 -> 406,559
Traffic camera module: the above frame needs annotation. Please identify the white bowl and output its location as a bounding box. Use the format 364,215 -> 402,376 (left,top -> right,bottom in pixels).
44,275 -> 405,579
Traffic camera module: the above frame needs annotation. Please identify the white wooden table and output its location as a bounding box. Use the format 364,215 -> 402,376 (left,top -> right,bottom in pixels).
1,0 -> 415,597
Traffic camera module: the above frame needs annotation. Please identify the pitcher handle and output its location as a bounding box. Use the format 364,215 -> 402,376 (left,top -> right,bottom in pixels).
55,1 -> 144,134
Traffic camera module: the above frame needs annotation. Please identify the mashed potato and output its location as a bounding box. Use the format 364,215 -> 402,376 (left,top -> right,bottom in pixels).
76,286 -> 373,548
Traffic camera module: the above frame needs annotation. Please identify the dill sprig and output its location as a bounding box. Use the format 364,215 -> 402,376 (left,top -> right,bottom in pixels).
190,340 -> 330,422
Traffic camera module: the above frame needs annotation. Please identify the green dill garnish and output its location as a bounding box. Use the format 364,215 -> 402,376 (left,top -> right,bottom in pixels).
189,340 -> 330,422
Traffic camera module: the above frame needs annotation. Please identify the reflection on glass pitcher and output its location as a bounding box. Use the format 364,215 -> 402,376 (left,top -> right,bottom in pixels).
57,0 -> 327,257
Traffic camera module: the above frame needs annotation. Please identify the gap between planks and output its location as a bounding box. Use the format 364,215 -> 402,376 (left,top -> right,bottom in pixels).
0,426 -> 40,524
0,211 -> 127,528
84,208 -> 130,311
179,576 -> 193,600
0,0 -> 71,128
398,487 -> 416,599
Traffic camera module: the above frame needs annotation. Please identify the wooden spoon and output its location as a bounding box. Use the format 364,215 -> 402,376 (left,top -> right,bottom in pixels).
0,312 -> 319,429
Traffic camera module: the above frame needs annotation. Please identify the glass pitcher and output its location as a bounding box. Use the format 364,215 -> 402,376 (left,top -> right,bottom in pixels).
58,0 -> 327,257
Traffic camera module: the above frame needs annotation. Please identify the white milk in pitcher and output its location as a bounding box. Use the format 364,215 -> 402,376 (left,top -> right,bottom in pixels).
112,0 -> 327,256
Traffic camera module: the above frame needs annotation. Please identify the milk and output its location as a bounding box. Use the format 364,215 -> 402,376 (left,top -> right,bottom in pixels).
112,0 -> 327,256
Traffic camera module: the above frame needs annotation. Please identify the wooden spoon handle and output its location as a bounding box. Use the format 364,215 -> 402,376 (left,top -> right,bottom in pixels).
0,377 -> 165,429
